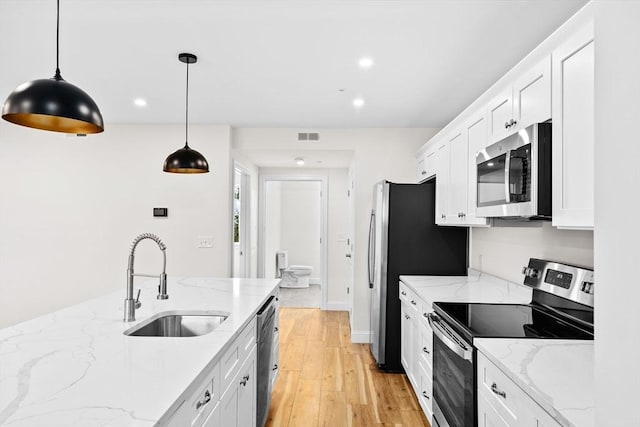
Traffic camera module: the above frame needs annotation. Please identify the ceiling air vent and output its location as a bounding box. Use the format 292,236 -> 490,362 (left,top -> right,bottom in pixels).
298,132 -> 320,141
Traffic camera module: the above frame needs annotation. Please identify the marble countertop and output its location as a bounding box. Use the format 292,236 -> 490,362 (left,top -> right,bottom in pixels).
400,270 -> 533,308
475,338 -> 593,427
0,277 -> 280,427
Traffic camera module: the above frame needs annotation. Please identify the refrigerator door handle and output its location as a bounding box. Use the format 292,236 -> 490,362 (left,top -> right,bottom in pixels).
368,210 -> 375,288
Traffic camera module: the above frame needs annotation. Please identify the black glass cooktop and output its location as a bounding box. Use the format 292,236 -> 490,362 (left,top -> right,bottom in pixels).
433,302 -> 594,343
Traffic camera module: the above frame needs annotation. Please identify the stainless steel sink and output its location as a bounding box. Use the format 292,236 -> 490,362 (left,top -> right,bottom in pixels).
124,311 -> 229,337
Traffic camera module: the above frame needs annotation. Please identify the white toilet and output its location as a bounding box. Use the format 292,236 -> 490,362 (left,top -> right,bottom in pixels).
276,251 -> 313,288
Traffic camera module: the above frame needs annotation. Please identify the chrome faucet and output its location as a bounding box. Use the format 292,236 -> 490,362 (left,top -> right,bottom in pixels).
124,233 -> 168,322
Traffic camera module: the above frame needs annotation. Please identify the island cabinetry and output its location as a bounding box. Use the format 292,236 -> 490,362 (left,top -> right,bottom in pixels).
166,317 -> 259,427
477,352 -> 561,427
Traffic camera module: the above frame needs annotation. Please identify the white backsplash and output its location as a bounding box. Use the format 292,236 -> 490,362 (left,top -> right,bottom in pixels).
470,221 -> 594,284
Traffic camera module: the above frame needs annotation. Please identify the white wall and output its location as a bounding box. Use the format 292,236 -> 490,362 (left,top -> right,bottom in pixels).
235,128 -> 439,340
264,181 -> 282,279
279,181 -> 321,279
593,2 -> 640,425
471,223 -> 593,284
0,124 -> 233,328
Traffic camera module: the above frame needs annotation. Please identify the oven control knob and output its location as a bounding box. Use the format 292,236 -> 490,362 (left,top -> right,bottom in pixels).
522,267 -> 540,279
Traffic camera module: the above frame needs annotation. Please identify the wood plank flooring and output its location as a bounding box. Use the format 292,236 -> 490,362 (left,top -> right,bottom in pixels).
266,308 -> 431,427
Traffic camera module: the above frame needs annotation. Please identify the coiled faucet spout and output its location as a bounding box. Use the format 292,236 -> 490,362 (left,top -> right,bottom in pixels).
124,233 -> 168,322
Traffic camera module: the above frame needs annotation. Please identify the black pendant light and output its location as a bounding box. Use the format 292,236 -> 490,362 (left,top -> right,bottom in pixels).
1,0 -> 104,134
163,53 -> 209,174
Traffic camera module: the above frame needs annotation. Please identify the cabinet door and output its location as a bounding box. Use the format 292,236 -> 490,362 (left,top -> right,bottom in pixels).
552,23 -> 595,229
478,393 -> 510,427
400,304 -> 412,377
487,87 -> 514,142
416,154 -> 427,182
238,353 -> 257,427
466,114 -> 491,226
447,131 -> 468,224
435,142 -> 449,225
513,56 -> 551,130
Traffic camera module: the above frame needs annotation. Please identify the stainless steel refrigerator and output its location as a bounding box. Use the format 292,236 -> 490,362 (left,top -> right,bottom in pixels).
368,179 -> 468,372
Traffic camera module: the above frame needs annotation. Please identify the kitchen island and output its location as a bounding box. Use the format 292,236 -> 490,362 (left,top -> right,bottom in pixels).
0,277 -> 279,426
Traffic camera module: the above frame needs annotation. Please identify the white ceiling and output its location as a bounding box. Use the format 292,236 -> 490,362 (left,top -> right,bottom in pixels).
0,0 -> 588,131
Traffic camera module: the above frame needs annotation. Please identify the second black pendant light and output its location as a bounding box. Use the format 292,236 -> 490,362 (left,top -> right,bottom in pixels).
163,53 -> 210,174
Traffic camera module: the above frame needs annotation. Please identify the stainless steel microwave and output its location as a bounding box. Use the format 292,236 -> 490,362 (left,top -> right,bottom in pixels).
475,123 -> 551,219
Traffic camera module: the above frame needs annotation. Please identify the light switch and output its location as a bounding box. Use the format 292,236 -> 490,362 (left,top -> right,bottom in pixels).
198,236 -> 213,248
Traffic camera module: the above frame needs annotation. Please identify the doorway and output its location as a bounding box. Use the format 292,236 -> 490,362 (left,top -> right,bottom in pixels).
232,164 -> 251,278
259,175 -> 328,309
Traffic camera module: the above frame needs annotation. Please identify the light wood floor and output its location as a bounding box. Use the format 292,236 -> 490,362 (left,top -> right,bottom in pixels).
266,308 -> 431,427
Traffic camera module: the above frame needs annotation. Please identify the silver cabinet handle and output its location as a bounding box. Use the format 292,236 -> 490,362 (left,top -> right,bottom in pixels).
411,300 -> 417,306
422,391 -> 430,400
240,374 -> 250,386
196,390 -> 211,410
421,170 -> 427,175
491,382 -> 506,399
274,326 -> 279,332
423,346 -> 430,354
345,253 -> 352,258
401,291 -> 407,296
505,121 -> 510,129
273,364 -> 278,371
405,314 -> 410,320
423,312 -> 429,318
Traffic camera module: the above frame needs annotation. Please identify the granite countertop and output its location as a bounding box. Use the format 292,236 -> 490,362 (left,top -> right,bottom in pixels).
400,270 -> 533,308
0,277 -> 280,427
475,338 -> 593,427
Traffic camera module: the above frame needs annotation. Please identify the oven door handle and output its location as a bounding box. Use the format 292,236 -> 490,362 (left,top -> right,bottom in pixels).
504,150 -> 512,203
427,313 -> 473,361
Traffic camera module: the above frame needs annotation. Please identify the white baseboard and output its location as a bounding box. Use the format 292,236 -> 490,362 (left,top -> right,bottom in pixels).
325,302 -> 350,311
351,330 -> 371,344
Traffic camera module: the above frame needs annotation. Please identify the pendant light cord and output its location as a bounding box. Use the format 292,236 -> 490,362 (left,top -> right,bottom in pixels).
185,60 -> 189,147
54,0 -> 61,80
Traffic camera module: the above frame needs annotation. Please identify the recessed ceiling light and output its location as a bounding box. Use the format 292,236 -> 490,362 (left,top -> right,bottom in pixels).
353,97 -> 365,108
295,157 -> 305,166
358,57 -> 374,69
134,98 -> 147,107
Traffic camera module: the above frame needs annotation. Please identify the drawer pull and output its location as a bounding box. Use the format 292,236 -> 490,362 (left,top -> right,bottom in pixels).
274,326 -> 279,332
401,291 -> 406,296
240,374 -> 250,386
422,391 -> 430,400
491,382 -> 507,399
273,364 -> 278,371
405,314 -> 410,320
196,390 -> 211,410
411,300 -> 417,306
423,312 -> 428,318
422,346 -> 430,354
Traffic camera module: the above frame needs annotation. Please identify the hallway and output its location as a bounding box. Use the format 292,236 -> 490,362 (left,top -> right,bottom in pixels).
266,308 -> 430,426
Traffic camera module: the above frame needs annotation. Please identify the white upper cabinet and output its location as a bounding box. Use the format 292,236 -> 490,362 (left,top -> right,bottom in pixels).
488,56 -> 551,143
551,23 -> 595,229
416,146 -> 437,183
446,131 -> 468,223
435,142 -> 449,225
465,113 -> 491,226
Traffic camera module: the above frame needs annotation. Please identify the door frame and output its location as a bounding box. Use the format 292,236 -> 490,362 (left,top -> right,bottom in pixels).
258,174 -> 328,309
232,162 -> 251,278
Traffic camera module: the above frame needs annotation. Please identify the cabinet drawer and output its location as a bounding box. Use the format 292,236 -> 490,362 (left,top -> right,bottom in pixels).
186,362 -> 220,427
417,361 -> 433,420
478,353 -> 541,427
418,323 -> 433,371
221,318 -> 257,394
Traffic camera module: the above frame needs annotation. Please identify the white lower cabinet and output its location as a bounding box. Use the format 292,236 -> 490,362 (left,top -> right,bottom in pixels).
399,281 -> 433,424
477,352 -> 561,427
165,316 -> 263,427
220,346 -> 257,427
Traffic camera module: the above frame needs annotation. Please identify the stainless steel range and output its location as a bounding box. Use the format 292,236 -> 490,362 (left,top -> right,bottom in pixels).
427,259 -> 594,427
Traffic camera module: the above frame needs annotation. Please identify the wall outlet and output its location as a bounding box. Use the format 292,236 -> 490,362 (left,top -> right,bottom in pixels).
198,236 -> 213,248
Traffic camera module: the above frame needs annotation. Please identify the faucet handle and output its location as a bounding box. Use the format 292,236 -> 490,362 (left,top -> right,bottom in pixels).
135,289 -> 142,309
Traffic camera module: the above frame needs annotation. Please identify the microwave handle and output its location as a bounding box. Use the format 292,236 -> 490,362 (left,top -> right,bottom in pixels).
504,150 -> 511,203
